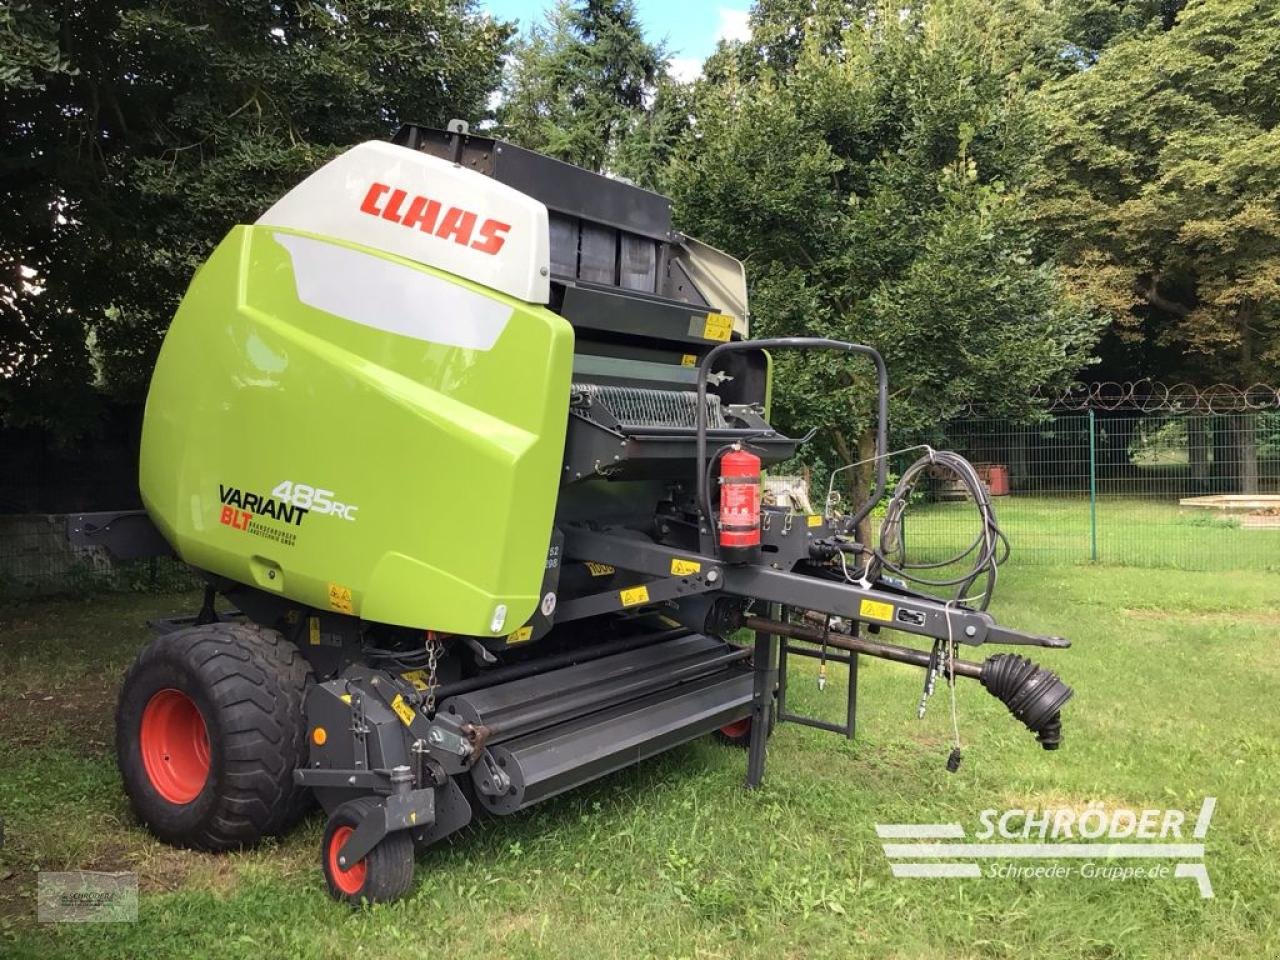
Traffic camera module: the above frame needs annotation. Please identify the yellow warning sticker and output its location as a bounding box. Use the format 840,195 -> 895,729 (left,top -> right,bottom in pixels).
507,625 -> 534,644
584,561 -> 615,577
702,312 -> 734,342
807,514 -> 823,528
390,693 -> 415,727
619,585 -> 650,607
339,693 -> 352,705
327,582 -> 353,614
401,669 -> 430,691
859,598 -> 895,622
308,617 -> 321,645
670,558 -> 702,576
680,353 -> 697,367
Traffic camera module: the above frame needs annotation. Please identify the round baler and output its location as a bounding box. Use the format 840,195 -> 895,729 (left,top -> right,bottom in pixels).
100,122 -> 1073,904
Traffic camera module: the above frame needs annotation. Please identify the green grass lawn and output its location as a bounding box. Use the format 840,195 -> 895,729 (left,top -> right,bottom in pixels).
903,495 -> 1280,573
2,565 -> 1279,959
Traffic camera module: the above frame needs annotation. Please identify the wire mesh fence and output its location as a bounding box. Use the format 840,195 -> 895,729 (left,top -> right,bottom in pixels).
3,394 -> 1278,600
901,410 -> 1280,572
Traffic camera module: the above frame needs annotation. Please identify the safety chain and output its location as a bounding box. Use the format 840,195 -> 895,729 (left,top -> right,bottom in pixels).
423,631 -> 444,715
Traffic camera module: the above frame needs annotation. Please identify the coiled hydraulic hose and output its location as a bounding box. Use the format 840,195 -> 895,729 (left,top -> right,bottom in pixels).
873,449 -> 1010,609
980,653 -> 1073,750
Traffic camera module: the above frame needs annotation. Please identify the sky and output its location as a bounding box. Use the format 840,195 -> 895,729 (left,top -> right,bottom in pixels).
481,1 -> 753,82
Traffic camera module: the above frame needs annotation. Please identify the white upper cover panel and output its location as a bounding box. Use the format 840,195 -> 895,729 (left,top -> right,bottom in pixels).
257,141 -> 550,304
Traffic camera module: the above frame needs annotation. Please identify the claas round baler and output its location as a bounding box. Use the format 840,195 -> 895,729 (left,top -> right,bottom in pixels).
93,122 -> 1074,904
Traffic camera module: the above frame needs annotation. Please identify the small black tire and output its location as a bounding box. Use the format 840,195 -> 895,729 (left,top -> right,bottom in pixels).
115,622 -> 312,850
322,798 -> 416,905
713,705 -> 774,748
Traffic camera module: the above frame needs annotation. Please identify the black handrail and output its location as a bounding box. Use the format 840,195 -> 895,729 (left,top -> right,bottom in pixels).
695,337 -> 889,537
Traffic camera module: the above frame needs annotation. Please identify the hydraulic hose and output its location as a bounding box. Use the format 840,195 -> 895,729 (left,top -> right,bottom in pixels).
979,653 -> 1073,750
873,449 -> 1010,609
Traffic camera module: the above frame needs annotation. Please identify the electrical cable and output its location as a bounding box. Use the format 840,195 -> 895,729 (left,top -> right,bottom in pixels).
944,601 -> 963,772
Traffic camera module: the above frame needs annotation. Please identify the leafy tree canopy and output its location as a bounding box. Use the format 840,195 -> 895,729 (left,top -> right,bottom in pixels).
1036,0 -> 1280,383
496,0 -> 679,184
667,0 -> 1101,482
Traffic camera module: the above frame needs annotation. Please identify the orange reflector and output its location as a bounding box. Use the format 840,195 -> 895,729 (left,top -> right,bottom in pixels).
312,726 -> 327,746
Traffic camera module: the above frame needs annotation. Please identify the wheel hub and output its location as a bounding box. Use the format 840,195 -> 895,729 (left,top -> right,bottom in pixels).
139,688 -> 210,804
327,825 -> 367,895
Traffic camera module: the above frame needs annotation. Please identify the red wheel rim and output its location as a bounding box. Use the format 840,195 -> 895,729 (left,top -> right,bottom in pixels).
327,826 -> 367,895
720,717 -> 751,739
139,688 -> 210,804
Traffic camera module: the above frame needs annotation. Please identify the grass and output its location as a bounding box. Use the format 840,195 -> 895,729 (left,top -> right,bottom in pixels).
2,565 -> 1279,959
904,495 -> 1280,572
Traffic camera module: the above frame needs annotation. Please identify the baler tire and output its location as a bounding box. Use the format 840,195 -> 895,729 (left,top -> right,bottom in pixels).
322,798 -> 416,905
116,622 -> 313,850
713,707 -> 774,748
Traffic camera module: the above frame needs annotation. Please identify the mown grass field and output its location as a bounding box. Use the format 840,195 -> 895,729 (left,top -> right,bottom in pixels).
2,561 -> 1279,959
903,494 -> 1280,572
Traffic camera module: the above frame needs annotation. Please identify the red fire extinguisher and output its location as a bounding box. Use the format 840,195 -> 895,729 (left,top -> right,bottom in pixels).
718,445 -> 762,564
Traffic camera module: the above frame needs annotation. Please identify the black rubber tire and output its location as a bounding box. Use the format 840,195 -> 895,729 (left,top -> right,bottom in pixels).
322,797 -> 416,905
116,622 -> 313,850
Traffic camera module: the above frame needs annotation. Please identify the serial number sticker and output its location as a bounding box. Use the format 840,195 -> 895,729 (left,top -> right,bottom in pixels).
390,693 -> 415,727
670,558 -> 702,576
680,353 -> 697,367
807,514 -> 823,528
619,585 -> 650,607
327,582 -> 353,614
701,312 -> 734,342
584,562 -> 615,577
401,669 -> 430,691
308,617 -> 321,645
859,598 -> 895,622
507,625 -> 534,644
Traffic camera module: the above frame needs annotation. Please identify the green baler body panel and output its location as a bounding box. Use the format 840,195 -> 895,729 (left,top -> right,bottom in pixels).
140,225 -> 574,634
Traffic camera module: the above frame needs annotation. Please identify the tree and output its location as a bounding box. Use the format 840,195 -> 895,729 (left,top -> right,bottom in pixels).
0,3 -> 72,90
667,0 -> 1100,515
1,1 -> 511,437
497,0 -> 674,183
1035,0 -> 1280,387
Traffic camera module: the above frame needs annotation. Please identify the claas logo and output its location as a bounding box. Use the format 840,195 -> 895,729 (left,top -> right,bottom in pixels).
359,182 -> 511,255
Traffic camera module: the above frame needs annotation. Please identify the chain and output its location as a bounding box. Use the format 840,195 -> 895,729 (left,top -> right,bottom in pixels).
423,631 -> 444,715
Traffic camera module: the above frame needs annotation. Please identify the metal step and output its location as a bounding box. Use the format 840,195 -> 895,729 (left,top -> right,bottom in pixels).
438,633 -> 753,814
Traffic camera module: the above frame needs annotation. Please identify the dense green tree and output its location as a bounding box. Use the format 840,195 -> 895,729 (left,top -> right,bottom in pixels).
668,0 -> 1100,511
497,0 -> 675,183
1036,0 -> 1280,386
1,1 -> 511,437
0,3 -> 72,91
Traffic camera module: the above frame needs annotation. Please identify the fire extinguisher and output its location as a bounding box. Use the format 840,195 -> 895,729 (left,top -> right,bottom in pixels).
718,445 -> 762,564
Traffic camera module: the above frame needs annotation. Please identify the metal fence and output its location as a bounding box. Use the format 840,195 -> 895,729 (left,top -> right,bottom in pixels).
0,513 -> 198,600
902,410 -> 1280,572
4,394 -> 1279,600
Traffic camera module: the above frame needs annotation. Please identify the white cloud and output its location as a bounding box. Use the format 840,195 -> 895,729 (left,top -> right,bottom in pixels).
668,56 -> 703,84
715,7 -> 752,45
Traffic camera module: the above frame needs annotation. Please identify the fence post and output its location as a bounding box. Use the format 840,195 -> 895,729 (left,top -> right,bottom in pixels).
1087,409 -> 1098,562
